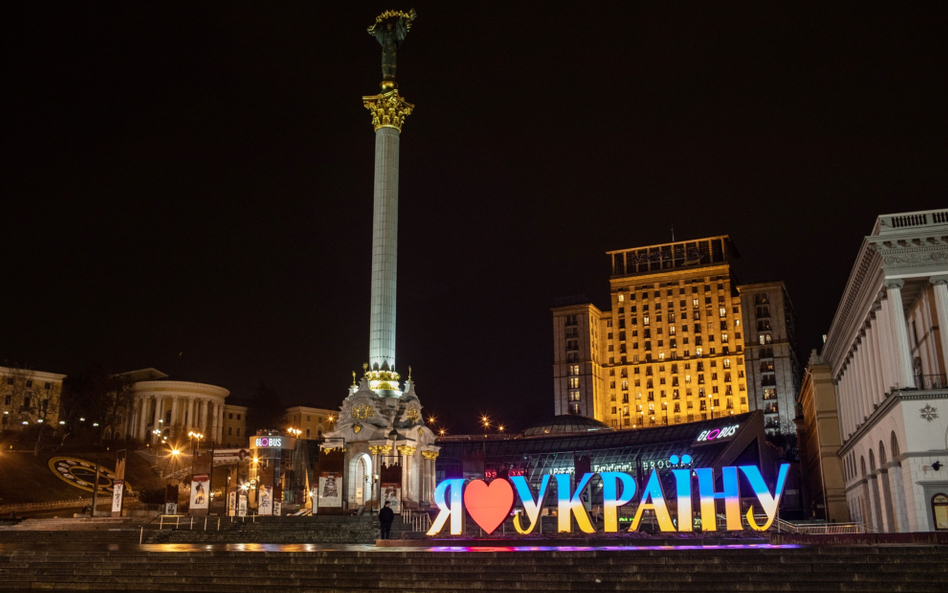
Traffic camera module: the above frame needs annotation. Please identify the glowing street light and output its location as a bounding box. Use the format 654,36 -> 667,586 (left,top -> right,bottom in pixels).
426,414 -> 436,425
438,428 -> 446,437
497,424 -> 505,433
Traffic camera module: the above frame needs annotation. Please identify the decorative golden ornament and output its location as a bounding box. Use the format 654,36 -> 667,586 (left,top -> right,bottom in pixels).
418,427 -> 423,436
378,445 -> 393,455
368,445 -> 383,455
363,90 -> 414,132
352,403 -> 375,420
353,423 -> 362,434
405,407 -> 420,423
367,9 -> 416,34
397,445 -> 416,456
421,451 -> 439,461
352,371 -> 357,386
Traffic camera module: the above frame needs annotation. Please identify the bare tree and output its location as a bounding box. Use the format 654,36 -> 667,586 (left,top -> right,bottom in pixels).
62,365 -> 136,442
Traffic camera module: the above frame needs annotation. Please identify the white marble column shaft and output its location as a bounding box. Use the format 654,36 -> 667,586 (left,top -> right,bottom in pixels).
931,276 -> 948,375
368,127 -> 401,371
884,279 -> 915,388
137,397 -> 148,440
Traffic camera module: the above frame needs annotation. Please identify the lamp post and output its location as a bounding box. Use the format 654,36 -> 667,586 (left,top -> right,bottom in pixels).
187,431 -> 204,479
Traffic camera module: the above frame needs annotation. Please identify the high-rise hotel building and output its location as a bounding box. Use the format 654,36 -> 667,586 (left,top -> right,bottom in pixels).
554,236 -> 751,429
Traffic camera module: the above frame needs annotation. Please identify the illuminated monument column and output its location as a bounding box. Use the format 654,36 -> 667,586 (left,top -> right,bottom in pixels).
368,124 -> 401,372
320,10 -> 437,513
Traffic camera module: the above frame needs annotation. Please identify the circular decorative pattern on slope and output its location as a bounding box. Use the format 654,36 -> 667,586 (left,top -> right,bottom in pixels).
47,456 -> 131,494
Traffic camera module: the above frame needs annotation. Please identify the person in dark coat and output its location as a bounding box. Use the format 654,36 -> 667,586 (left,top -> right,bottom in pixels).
379,501 -> 395,539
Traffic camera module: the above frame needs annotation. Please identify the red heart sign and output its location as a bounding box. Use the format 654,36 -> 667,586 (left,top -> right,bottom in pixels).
463,479 -> 514,534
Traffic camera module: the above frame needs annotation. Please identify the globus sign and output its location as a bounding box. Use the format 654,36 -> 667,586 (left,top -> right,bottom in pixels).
253,437 -> 282,448
696,424 -> 739,442
427,462 -> 789,536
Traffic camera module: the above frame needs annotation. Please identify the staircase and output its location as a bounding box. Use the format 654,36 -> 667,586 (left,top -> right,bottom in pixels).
0,517 -> 145,544
0,545 -> 946,592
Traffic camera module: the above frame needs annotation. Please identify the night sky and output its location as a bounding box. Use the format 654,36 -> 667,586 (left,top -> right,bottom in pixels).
5,3 -> 946,433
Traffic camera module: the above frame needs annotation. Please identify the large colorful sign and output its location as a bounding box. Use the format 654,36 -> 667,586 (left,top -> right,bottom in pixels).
427,462 -> 789,536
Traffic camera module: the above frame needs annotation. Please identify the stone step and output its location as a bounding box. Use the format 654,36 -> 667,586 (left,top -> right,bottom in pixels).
1,547 -> 946,592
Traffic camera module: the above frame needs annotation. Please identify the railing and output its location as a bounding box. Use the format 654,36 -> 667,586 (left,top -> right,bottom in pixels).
770,517 -> 874,535
140,514 -> 222,543
915,374 -> 948,390
402,508 -> 431,533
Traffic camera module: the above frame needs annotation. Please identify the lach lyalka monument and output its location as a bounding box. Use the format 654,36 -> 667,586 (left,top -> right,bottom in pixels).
319,10 -> 439,514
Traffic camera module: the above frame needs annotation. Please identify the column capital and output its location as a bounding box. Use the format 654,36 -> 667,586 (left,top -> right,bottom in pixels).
930,275 -> 948,286
363,89 -> 413,132
883,278 -> 905,290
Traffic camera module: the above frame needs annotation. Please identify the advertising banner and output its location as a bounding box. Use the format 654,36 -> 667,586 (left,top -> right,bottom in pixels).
165,483 -> 178,515
189,474 -> 210,512
112,450 -> 127,517
228,489 -> 236,517
318,472 -> 342,508
381,483 -> 401,514
238,493 -> 247,517
258,484 -> 274,516
111,480 -> 124,515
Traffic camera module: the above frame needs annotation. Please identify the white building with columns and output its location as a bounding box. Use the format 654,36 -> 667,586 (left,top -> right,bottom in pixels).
122,368 -> 231,445
821,209 -> 948,532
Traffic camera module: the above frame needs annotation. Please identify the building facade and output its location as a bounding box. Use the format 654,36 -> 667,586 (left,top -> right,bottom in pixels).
221,404 -> 248,448
552,300 -> 605,418
284,405 -> 337,440
553,237 -> 752,430
127,371 -> 231,445
0,366 -> 66,431
738,282 -> 801,434
821,209 -> 948,532
795,350 -> 850,522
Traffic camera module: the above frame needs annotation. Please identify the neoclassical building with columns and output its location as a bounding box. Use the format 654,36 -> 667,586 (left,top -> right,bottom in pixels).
821,209 -> 948,532
120,368 -> 232,445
